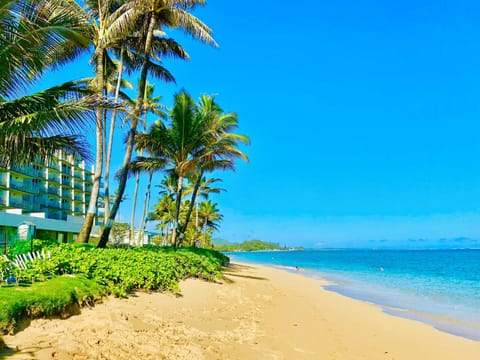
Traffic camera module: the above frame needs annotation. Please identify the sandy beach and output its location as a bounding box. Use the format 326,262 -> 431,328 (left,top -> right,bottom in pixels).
2,262 -> 479,359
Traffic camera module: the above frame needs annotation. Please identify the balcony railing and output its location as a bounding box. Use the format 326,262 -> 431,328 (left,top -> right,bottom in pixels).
9,199 -> 25,208
47,175 -> 61,184
10,165 -> 42,178
47,187 -> 60,196
73,170 -> 83,179
9,182 -> 39,194
46,160 -> 61,171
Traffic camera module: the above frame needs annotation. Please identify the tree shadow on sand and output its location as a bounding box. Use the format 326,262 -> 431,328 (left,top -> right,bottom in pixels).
222,263 -> 268,282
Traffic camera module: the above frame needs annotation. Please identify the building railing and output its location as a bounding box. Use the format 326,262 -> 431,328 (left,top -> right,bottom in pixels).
73,170 -> 83,179
10,165 -> 42,178
9,199 -> 25,208
48,160 -> 59,169
9,182 -> 39,194
47,187 -> 59,196
47,175 -> 61,184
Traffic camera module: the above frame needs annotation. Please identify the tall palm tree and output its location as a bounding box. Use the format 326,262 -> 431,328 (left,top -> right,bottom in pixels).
77,0 -> 145,243
128,82 -> 166,243
0,0 -> 94,165
98,0 -> 217,247
179,95 -> 249,238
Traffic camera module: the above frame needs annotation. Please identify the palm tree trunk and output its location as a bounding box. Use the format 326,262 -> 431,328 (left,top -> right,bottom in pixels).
76,49 -> 105,244
179,170 -> 203,236
98,16 -> 157,248
171,175 -> 183,248
195,201 -> 199,232
202,220 -> 207,247
138,170 -> 153,245
104,48 -> 125,222
130,170 -> 140,244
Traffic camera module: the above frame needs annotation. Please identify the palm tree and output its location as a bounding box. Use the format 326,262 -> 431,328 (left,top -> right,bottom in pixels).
150,193 -> 176,245
0,0 -> 94,165
198,200 -> 222,247
77,0 -> 145,243
184,175 -> 224,238
98,0 -> 217,247
178,95 -> 249,238
128,83 -> 166,243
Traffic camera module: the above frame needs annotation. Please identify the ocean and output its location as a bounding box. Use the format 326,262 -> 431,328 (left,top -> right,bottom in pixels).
227,249 -> 480,341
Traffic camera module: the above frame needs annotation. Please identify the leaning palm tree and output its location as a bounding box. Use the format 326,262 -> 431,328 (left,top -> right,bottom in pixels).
76,0 -> 145,243
98,0 -> 217,247
184,175 -> 224,234
178,95 -> 249,239
0,0 -> 94,165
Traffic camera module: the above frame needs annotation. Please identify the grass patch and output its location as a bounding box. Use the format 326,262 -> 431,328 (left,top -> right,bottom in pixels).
0,275 -> 106,334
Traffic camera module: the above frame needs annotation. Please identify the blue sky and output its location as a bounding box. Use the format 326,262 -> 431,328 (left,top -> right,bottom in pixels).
37,0 -> 480,248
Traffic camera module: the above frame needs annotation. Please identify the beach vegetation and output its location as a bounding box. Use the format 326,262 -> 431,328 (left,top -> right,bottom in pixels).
97,0 -> 217,246
0,0 -> 94,165
1,0 -> 248,252
0,243 -> 229,334
0,275 -> 106,334
137,92 -> 248,248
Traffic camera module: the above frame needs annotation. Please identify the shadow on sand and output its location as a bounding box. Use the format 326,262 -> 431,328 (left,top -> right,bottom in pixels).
222,263 -> 268,282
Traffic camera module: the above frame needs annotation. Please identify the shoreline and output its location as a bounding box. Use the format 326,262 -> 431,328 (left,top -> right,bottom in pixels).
229,252 -> 480,342
2,261 -> 480,359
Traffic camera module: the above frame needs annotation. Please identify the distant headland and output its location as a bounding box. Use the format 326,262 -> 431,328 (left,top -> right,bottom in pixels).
213,239 -> 304,252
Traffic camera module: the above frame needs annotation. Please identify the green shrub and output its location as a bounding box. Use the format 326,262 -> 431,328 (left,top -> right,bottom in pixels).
0,245 -> 230,334
8,238 -> 59,257
9,245 -> 229,297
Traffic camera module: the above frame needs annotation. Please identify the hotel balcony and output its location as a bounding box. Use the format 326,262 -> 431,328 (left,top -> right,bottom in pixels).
9,182 -> 40,195
46,187 -> 60,196
47,175 -> 61,184
73,194 -> 84,203
10,165 -> 42,178
73,170 -> 83,179
46,160 -> 61,172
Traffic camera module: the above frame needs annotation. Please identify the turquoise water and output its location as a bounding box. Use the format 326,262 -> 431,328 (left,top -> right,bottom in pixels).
227,249 -> 480,341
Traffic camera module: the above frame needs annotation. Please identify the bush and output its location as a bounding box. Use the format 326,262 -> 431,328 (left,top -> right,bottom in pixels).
7,244 -> 229,297
0,244 -> 230,333
8,238 -> 59,257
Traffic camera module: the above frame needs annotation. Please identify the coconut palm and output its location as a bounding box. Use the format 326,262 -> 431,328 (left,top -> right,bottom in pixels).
184,175 -> 224,234
178,95 -> 249,238
98,0 -> 217,247
0,0 -> 94,165
128,83 -> 166,243
150,193 -> 176,245
198,200 -> 222,247
77,0 -> 146,243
